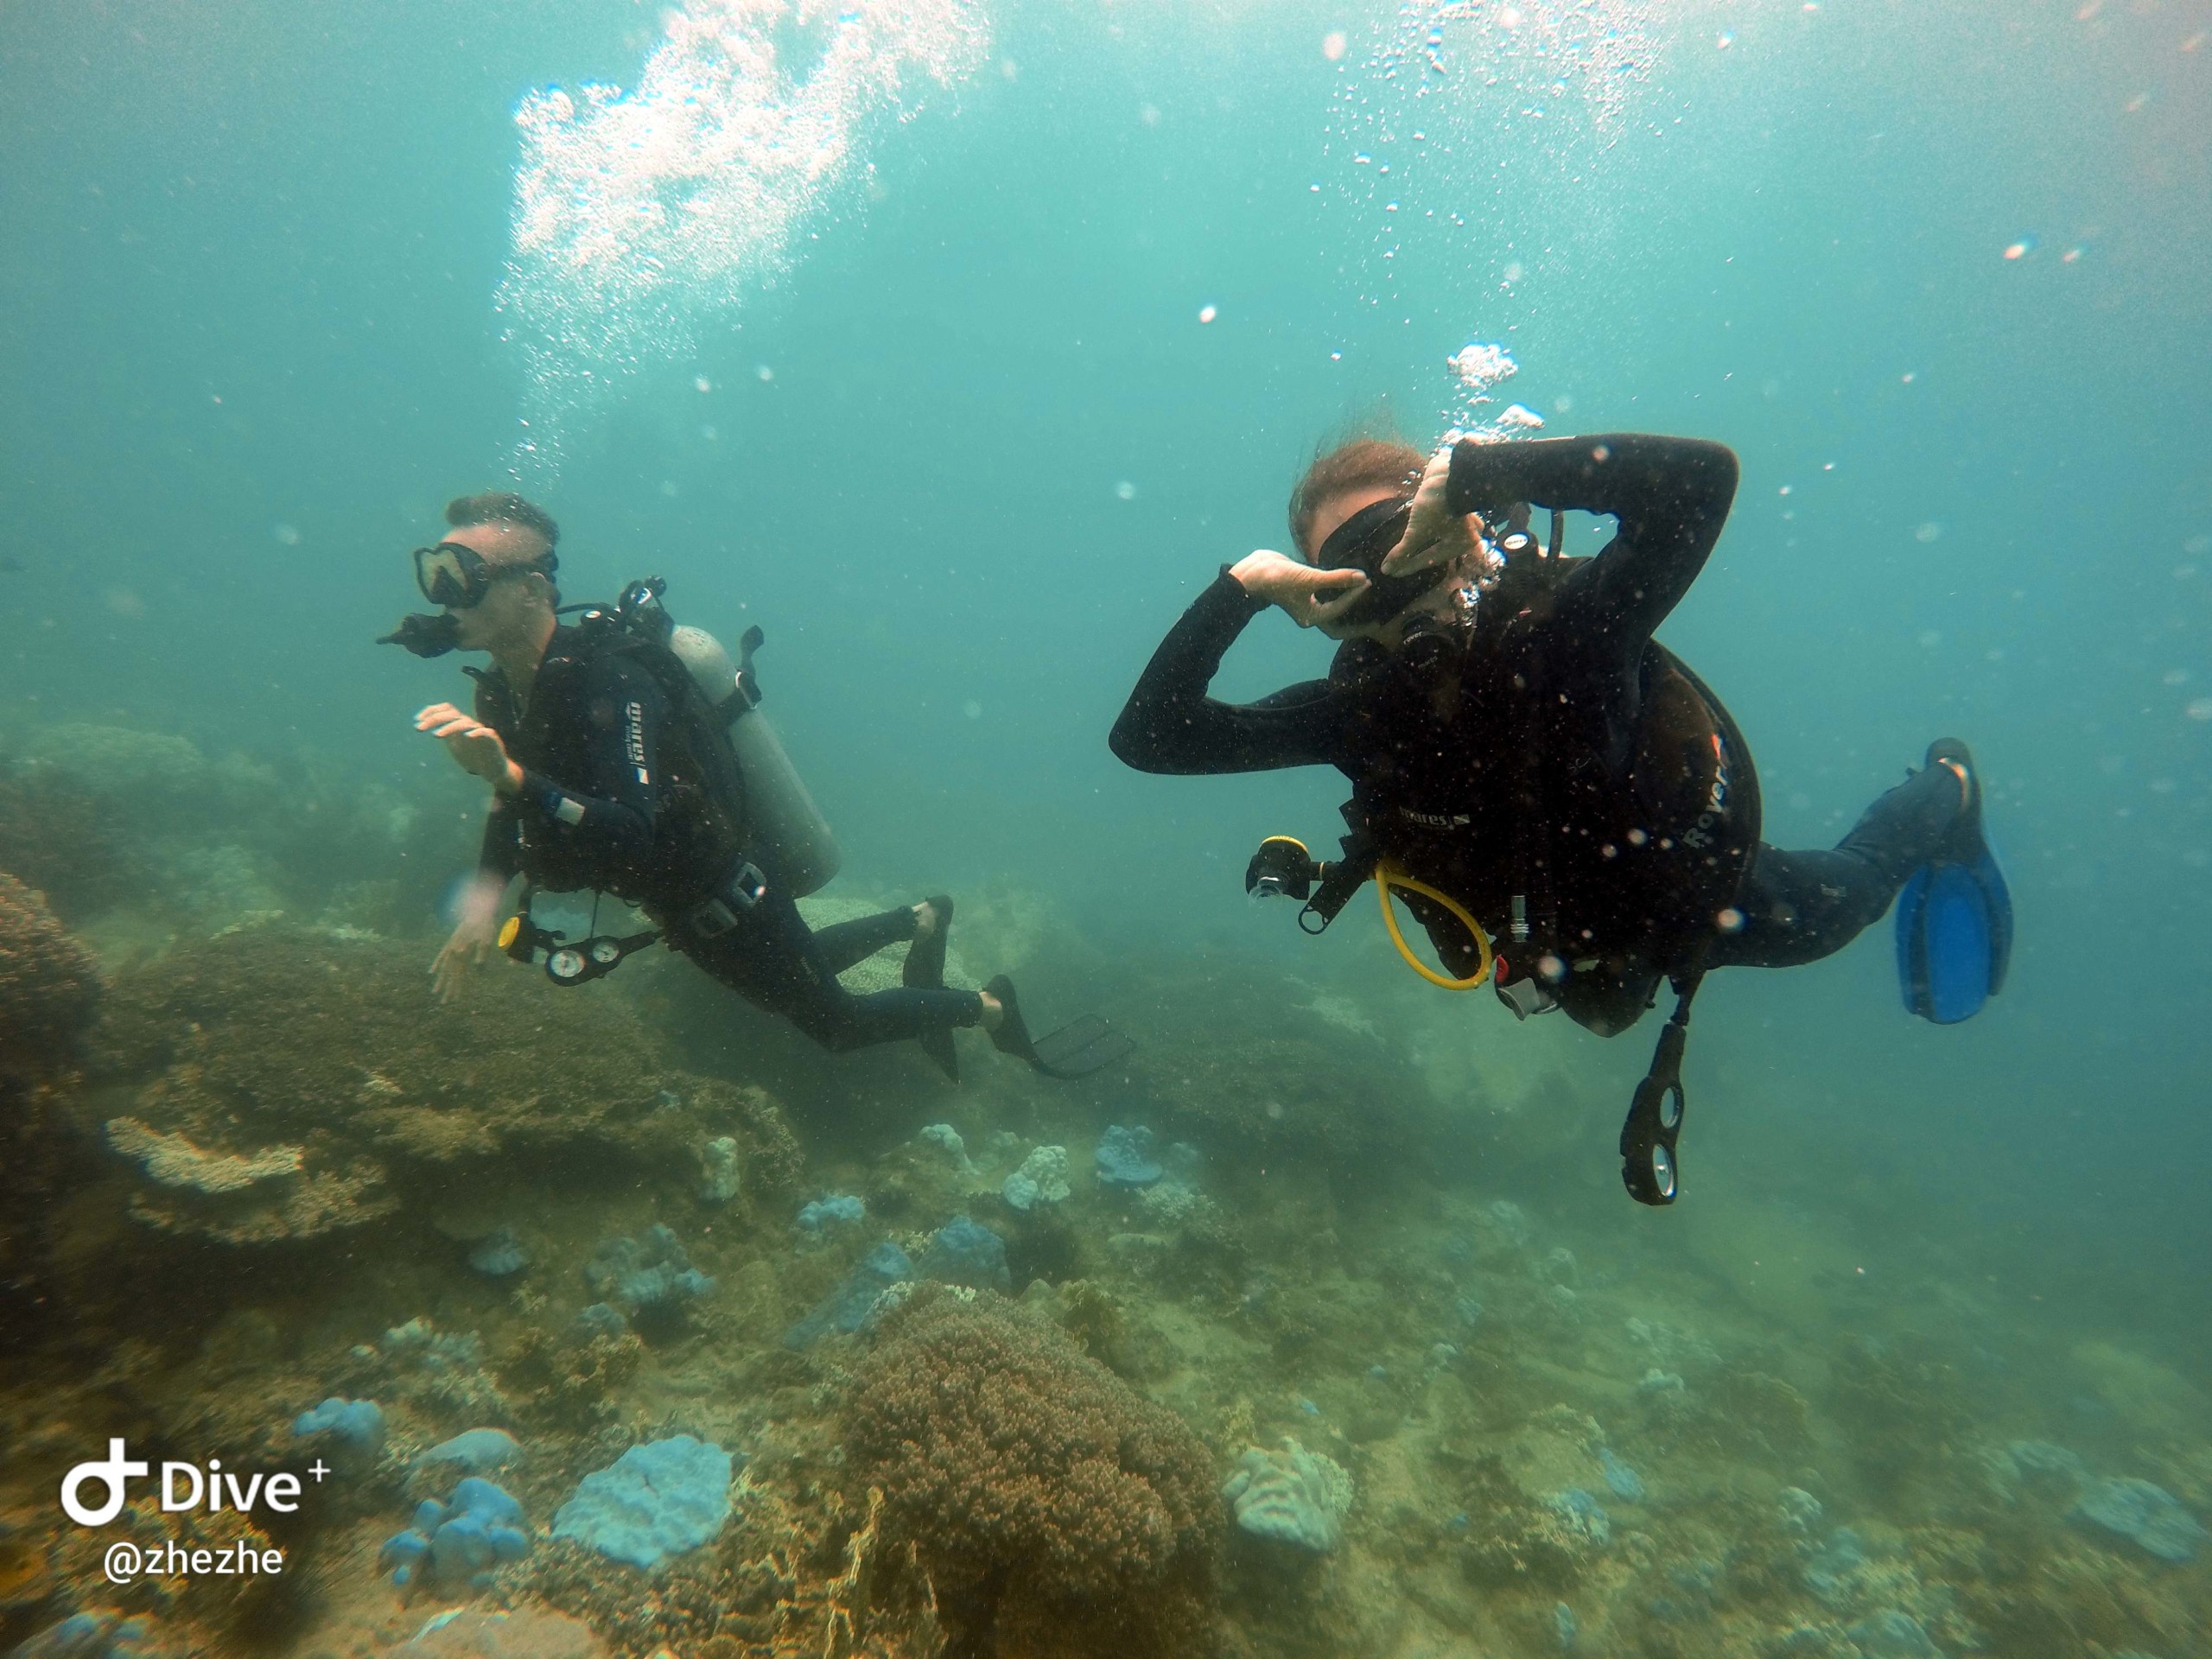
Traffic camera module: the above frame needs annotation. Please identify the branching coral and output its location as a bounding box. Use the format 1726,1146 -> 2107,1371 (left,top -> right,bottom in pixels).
845,1290 -> 1218,1657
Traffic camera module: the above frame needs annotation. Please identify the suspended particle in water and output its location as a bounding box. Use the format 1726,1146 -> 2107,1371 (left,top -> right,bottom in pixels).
1140,104 -> 1161,127
1915,522 -> 1943,543
1717,30 -> 1736,48
1918,630 -> 1943,648
757,365 -> 774,382
1554,394 -> 1573,413
1322,30 -> 1347,61
2003,237 -> 2036,260
1198,304 -> 1217,323
963,700 -> 983,720
1503,260 -> 1525,283
272,524 -> 302,546
2163,668 -> 2190,686
2062,246 -> 2084,264
2187,698 -> 2212,721
999,57 -> 1017,79
694,374 -> 712,392
1116,480 -> 1136,500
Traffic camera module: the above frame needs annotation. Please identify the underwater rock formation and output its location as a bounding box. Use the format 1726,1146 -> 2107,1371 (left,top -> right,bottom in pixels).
845,1290 -> 1219,1656
0,873 -> 102,1074
785,1240 -> 914,1348
418,1428 -> 523,1480
550,1434 -> 735,1570
84,925 -> 800,1249
796,1193 -> 866,1231
291,1396 -> 386,1466
1095,1124 -> 1164,1187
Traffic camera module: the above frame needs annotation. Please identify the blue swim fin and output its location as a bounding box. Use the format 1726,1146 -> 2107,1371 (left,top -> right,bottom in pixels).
1896,742 -> 2012,1025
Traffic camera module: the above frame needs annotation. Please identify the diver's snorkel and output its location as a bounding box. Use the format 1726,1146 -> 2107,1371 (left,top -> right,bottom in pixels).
378,612 -> 463,658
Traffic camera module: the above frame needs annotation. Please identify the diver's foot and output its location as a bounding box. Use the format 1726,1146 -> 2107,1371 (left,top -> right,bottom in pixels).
903,895 -> 954,990
1924,739 -> 1981,853
982,976 -> 1037,1062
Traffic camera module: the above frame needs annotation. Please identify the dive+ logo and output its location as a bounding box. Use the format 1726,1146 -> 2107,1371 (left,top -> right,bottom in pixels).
60,1440 -> 325,1527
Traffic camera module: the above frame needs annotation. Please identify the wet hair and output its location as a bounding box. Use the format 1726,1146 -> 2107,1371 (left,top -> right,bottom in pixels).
445,491 -> 560,554
1287,436 -> 1426,558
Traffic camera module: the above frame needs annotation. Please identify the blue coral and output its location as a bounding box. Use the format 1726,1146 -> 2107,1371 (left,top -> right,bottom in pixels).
416,1427 -> 521,1478
1095,1124 -> 1164,1186
1598,1446 -> 1644,1503
378,1477 -> 530,1588
914,1214 -> 1009,1291
798,1194 -> 866,1232
466,1226 -> 529,1277
551,1435 -> 737,1569
583,1223 -> 713,1319
2073,1477 -> 2209,1562
292,1396 -> 385,1462
785,1241 -> 914,1348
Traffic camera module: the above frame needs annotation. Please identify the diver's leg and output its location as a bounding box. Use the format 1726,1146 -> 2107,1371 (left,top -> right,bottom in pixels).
810,905 -> 922,976
1712,761 -> 1965,969
677,890 -> 980,1053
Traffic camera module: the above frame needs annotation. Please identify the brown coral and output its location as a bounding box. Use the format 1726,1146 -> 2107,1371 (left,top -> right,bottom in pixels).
845,1291 -> 1219,1658
0,871 -> 102,1073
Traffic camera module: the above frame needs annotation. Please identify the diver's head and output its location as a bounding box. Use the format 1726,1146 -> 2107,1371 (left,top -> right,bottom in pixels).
418,492 -> 562,654
1289,436 -> 1471,642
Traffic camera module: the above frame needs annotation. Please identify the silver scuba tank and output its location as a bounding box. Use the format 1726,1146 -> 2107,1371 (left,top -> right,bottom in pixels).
667,623 -> 842,896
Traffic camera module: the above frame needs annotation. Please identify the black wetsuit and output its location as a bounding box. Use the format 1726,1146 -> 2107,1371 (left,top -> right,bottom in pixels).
1111,433 -> 1962,1036
471,626 -> 982,1052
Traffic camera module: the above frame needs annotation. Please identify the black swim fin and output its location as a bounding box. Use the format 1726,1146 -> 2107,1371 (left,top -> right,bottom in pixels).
906,895 -> 958,1082
1895,740 -> 2013,1025
983,976 -> 1135,1080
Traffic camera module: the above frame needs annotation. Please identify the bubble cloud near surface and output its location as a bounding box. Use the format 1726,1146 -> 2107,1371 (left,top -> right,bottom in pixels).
499,0 -> 989,470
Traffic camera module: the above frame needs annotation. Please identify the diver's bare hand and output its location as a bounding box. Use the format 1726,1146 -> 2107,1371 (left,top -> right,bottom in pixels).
415,703 -> 524,793
1230,550 -> 1370,628
1381,448 -> 1489,577
431,915 -> 498,1002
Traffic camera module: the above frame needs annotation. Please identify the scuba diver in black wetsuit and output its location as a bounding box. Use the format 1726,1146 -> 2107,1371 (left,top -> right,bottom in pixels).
385,492 -> 1124,1079
1110,434 -> 2011,1205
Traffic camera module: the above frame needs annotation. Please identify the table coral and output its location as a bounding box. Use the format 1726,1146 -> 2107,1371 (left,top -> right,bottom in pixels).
845,1290 -> 1218,1657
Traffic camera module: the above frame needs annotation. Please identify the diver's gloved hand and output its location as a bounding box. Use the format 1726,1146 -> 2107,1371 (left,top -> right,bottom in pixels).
1382,447 -> 1491,578
1229,550 -> 1370,628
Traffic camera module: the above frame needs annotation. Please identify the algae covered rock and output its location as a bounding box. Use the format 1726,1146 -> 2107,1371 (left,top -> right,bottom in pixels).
1222,1437 -> 1353,1554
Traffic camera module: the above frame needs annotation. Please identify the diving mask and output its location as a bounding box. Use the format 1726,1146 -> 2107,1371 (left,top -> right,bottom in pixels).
410,540 -> 558,610
1311,495 -> 1452,628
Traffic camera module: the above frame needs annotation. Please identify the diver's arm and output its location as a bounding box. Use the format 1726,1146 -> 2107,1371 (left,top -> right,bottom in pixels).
500,656 -> 669,868
1446,434 -> 1739,635
1109,569 -> 1349,774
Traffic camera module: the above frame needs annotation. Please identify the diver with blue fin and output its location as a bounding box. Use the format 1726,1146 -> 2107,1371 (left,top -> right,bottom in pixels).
382,492 -> 1129,1081
1111,433 -> 2010,1205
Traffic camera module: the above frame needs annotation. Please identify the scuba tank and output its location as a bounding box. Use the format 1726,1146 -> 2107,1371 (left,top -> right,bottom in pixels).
664,620 -> 842,896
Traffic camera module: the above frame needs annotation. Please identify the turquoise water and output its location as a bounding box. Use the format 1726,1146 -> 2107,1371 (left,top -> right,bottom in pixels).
3,3 -> 2209,1654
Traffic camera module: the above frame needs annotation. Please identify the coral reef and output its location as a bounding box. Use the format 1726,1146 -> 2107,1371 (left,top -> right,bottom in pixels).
81,925 -> 800,1248
845,1290 -> 1219,1656
381,1477 -> 532,1589
0,874 -> 102,1075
